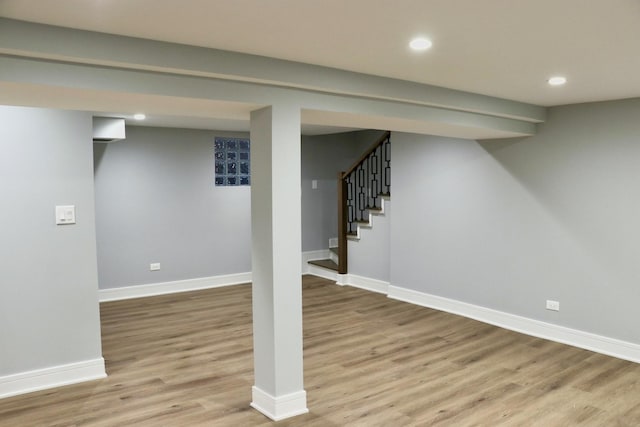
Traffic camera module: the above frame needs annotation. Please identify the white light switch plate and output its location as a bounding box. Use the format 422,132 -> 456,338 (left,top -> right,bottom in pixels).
56,205 -> 76,225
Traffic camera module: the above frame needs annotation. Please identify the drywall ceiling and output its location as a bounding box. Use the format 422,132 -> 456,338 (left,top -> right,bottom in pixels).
1,1 -> 639,135
2,0 -> 639,107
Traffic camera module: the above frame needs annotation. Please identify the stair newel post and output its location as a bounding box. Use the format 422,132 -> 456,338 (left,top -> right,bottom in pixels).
337,171 -> 348,274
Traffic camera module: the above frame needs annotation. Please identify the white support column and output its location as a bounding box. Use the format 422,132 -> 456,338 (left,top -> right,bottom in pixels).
249,105 -> 308,421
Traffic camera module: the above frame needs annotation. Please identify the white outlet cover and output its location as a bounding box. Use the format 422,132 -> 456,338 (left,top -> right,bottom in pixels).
546,300 -> 560,311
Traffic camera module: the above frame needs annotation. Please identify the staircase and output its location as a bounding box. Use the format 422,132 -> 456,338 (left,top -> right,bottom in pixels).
308,131 -> 391,274
308,246 -> 340,271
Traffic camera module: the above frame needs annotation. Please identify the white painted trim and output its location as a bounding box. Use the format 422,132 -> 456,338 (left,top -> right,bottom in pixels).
101,251 -> 330,302
0,358 -> 106,399
305,270 -> 389,292
388,285 -> 640,364
303,249 -> 330,261
98,272 -> 252,302
336,273 -> 348,286
305,264 -> 337,282
346,274 -> 389,294
251,386 -> 308,421
301,250 -> 330,275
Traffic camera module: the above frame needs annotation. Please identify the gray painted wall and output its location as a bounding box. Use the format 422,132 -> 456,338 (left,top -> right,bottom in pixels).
0,106 -> 103,375
391,98 -> 640,344
93,126 -> 384,289
301,131 -> 380,251
348,200 -> 391,282
94,126 -> 251,289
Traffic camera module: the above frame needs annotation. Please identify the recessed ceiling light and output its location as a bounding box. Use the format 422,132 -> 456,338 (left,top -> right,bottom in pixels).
133,113 -> 146,120
409,37 -> 433,51
548,76 -> 567,86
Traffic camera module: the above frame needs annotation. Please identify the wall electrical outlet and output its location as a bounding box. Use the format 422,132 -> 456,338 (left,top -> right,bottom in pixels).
150,263 -> 161,271
546,300 -> 560,311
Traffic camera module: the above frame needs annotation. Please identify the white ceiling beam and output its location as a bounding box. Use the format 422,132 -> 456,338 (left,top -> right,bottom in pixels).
0,55 -> 536,139
0,18 -> 545,124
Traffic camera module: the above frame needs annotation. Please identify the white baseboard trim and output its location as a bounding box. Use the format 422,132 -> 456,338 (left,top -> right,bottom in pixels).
301,250 -> 330,275
99,272 -> 252,302
0,358 -> 106,399
250,386 -> 308,421
336,273 -> 348,286
305,270 -> 389,292
305,264 -> 337,281
346,274 -> 389,294
388,285 -> 640,364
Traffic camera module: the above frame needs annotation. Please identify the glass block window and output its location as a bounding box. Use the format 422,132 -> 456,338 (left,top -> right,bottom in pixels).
215,137 -> 250,186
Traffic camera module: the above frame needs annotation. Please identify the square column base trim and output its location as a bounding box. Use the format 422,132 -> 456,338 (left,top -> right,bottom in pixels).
251,386 -> 308,421
0,358 -> 106,399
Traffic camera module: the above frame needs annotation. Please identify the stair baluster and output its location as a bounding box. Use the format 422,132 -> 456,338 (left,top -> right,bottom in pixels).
338,131 -> 391,274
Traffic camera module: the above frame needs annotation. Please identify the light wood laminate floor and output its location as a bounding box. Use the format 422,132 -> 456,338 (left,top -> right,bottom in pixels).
1,275 -> 640,426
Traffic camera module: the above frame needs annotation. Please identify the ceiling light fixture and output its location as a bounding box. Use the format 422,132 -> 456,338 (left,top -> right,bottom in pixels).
409,37 -> 433,51
548,76 -> 567,86
133,113 -> 146,120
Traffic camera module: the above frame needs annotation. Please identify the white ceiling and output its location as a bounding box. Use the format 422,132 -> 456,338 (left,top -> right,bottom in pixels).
1,0 -> 640,131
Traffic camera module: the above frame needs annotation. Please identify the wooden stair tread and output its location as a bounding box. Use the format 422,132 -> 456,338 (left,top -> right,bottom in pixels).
308,259 -> 339,272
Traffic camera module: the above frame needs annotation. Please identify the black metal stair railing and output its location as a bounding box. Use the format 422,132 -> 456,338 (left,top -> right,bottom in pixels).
337,131 -> 391,274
